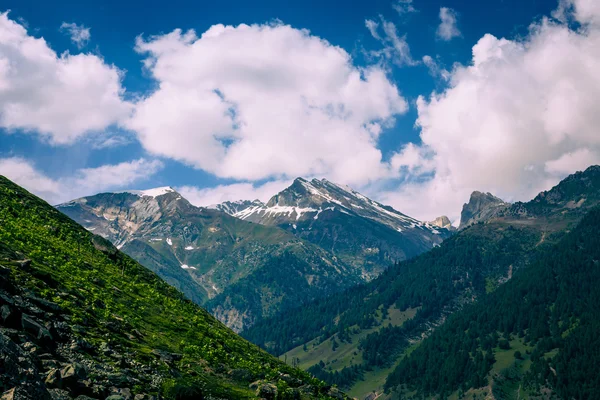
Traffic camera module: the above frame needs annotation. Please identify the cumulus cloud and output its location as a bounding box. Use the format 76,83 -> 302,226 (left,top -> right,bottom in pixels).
0,157 -> 62,200
365,17 -> 418,67
127,23 -> 407,186
0,157 -> 163,204
73,159 -> 164,193
0,12 -> 132,144
60,22 -> 91,49
553,0 -> 600,25
392,0 -> 418,16
437,7 -> 461,41
178,180 -> 292,207
386,0 -> 600,222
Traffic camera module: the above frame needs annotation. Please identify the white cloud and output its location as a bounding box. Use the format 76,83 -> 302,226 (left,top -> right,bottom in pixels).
545,149 -> 600,175
365,19 -> 381,40
365,17 -> 418,67
386,0 -> 600,222
87,131 -> 134,149
0,157 -> 62,200
422,55 -> 450,80
178,180 -> 292,207
73,159 -> 164,193
128,23 -> 407,186
554,0 -> 600,25
437,7 -> 461,41
0,12 -> 132,144
390,143 -> 435,175
0,157 -> 163,204
392,0 -> 418,16
60,22 -> 91,49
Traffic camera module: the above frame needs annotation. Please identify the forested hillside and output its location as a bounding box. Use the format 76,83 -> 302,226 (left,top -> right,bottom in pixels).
387,206 -> 600,399
243,166 -> 600,398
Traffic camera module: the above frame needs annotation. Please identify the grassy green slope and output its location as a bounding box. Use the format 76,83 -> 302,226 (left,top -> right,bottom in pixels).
0,176 -> 343,399
282,306 -> 417,399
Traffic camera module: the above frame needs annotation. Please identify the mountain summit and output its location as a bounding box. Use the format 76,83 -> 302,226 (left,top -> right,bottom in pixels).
459,191 -> 508,229
428,215 -> 456,231
237,177 -> 432,232
230,177 -> 453,279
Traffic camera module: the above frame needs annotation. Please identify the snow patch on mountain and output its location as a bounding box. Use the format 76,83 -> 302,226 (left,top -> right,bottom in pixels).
208,199 -> 265,215
120,187 -> 175,198
235,205 -> 318,221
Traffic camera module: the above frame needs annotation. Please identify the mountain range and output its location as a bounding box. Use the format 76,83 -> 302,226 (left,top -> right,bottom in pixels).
3,165 -> 600,399
243,165 -> 600,399
57,178 -> 451,332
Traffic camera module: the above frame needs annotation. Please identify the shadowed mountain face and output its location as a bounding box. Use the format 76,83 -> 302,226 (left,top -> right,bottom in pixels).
0,176 -> 345,400
57,178 -> 452,331
230,177 -> 454,279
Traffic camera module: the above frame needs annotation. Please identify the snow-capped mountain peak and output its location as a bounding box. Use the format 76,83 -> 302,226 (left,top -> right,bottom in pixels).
120,186 -> 176,198
232,177 -> 446,237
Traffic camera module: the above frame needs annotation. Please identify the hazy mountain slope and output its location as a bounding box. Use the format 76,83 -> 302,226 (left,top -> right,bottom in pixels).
57,189 -> 358,331
233,178 -> 453,279
243,165 -> 600,398
0,176 -> 345,400
386,205 -> 600,399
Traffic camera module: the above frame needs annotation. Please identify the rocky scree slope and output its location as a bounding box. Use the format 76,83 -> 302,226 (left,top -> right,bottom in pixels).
0,176 -> 347,400
57,189 -> 359,332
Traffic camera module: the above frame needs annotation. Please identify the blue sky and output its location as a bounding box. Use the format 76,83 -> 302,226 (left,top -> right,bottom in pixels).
1,0 -> 598,222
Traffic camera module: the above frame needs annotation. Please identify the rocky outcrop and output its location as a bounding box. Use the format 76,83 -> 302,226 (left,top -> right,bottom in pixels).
0,263 -> 158,400
459,191 -> 508,229
428,216 -> 455,231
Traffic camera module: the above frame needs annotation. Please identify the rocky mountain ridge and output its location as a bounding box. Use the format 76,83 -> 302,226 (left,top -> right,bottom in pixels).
235,178 -> 445,236
230,177 -> 453,279
208,199 -> 265,215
